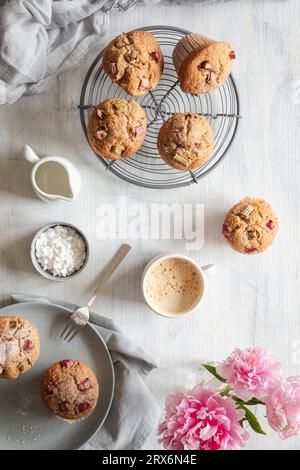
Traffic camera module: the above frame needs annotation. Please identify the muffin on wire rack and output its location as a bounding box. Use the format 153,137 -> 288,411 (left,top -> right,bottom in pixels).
173,33 -> 236,95
80,26 -> 239,189
87,98 -> 147,160
157,112 -> 214,171
102,30 -> 163,96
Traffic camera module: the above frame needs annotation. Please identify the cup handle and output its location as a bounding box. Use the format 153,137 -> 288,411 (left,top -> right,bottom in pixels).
201,264 -> 217,276
22,145 -> 40,164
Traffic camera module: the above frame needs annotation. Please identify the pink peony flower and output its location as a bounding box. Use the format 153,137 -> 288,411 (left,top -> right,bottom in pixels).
217,347 -> 282,401
265,376 -> 300,439
158,385 -> 249,450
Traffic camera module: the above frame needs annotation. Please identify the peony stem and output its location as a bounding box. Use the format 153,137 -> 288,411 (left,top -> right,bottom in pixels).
232,396 -> 265,406
220,385 -> 232,396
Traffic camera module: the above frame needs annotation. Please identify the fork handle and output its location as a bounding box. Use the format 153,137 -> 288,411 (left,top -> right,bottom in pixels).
86,244 -> 131,308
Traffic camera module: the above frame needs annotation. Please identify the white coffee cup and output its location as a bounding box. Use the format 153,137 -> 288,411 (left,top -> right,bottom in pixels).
141,253 -> 216,318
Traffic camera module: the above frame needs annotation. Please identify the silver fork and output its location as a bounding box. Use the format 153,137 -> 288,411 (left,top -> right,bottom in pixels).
60,244 -> 131,342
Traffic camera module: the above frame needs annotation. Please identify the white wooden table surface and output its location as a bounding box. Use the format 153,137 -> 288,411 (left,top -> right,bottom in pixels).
0,0 -> 299,450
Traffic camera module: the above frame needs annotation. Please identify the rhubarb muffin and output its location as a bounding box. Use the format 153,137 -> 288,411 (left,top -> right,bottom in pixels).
0,316 -> 40,379
222,198 -> 279,254
173,33 -> 235,94
41,360 -> 99,423
87,98 -> 147,160
157,112 -> 214,171
102,30 -> 163,96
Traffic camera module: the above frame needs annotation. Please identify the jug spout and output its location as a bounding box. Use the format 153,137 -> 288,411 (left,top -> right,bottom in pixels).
23,145 -> 40,164
45,170 -> 78,202
54,194 -> 76,202
57,179 -> 76,202
64,164 -> 82,202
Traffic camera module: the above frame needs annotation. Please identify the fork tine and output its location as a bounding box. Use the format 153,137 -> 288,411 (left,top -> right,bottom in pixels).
64,325 -> 77,342
60,320 -> 73,338
63,325 -> 76,341
68,328 -> 79,343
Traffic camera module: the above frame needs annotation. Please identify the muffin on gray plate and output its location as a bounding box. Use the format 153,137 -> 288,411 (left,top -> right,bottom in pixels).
41,359 -> 99,422
0,316 -> 40,379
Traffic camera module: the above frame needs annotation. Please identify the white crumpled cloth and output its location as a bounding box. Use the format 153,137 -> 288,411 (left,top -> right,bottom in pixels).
0,0 -> 222,104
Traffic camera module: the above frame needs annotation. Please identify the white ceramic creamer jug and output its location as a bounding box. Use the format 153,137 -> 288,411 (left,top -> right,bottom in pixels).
23,145 -> 81,203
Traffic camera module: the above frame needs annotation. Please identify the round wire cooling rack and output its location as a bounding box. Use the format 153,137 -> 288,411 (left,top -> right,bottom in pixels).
79,25 -> 241,190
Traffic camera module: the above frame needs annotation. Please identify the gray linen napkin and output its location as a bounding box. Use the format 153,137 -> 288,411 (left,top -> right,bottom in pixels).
11,293 -> 160,451
0,0 -> 222,104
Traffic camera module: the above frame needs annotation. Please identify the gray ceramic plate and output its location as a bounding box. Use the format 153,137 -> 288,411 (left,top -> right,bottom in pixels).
0,302 -> 115,450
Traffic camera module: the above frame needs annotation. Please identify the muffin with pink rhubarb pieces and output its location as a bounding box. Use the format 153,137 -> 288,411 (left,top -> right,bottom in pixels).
222,197 -> 279,254
41,360 -> 99,422
103,30 -> 163,96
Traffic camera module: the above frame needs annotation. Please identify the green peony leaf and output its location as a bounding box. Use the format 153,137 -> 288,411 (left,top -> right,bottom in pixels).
239,404 -> 267,435
201,364 -> 226,383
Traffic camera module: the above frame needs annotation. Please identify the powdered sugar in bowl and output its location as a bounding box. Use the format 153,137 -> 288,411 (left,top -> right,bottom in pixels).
30,222 -> 90,281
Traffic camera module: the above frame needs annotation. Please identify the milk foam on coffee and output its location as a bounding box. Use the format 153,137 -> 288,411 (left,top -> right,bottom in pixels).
144,257 -> 203,316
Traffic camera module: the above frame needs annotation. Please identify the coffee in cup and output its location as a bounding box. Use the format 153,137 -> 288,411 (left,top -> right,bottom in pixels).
142,254 -> 215,318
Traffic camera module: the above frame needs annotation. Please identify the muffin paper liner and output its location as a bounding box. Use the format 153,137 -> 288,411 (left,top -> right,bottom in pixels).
172,33 -> 215,74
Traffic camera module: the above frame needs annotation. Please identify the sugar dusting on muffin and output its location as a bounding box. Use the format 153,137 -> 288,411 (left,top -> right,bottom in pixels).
0,316 -> 40,379
41,360 -> 99,422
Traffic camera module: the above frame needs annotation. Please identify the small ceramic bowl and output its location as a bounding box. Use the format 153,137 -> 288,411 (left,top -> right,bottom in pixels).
30,222 -> 90,282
